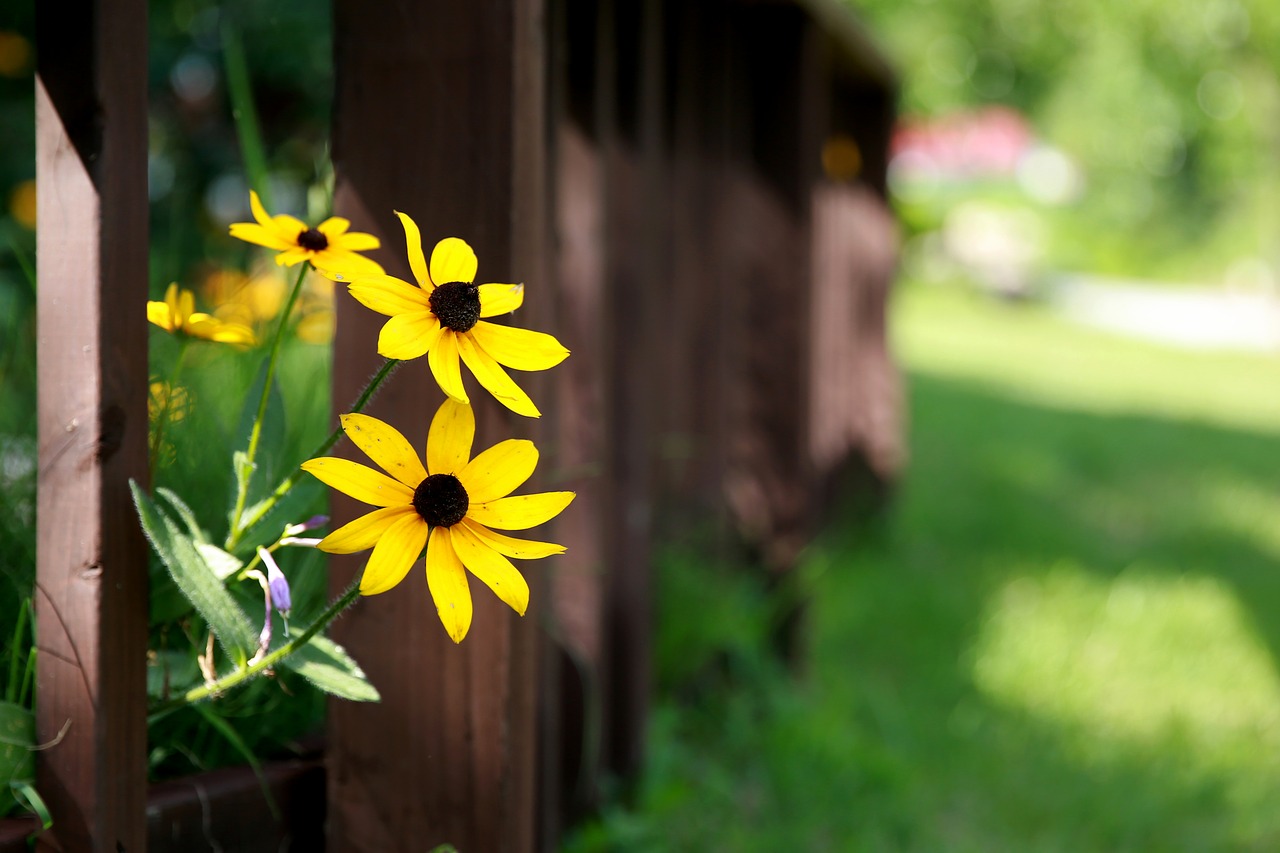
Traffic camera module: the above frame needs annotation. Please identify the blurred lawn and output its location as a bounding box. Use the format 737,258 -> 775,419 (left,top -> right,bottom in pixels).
570,283 -> 1280,851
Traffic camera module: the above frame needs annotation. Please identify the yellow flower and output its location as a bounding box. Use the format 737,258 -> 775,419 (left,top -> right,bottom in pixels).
301,399 -> 574,643
147,283 -> 256,346
229,190 -> 384,275
330,212 -> 568,418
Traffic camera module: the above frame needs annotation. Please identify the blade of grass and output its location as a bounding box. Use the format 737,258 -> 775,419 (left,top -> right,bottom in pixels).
221,20 -> 271,210
10,781 -> 52,829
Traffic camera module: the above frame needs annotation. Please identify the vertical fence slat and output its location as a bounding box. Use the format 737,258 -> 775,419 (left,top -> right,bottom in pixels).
34,0 -> 149,849
328,1 -> 546,849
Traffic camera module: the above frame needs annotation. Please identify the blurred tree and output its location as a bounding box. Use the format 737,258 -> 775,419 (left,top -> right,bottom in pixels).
851,0 -> 1280,280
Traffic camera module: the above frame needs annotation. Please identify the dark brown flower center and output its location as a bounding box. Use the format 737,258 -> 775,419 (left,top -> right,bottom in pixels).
429,282 -> 481,333
412,473 -> 469,527
297,228 -> 329,251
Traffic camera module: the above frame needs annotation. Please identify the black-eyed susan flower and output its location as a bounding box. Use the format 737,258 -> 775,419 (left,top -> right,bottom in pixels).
229,190 -> 384,275
328,211 -> 568,418
147,283 -> 256,346
301,399 -> 574,643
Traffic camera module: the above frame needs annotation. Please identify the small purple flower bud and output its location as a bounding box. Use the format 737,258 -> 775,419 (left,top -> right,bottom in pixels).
257,547 -> 292,616
284,515 -> 329,537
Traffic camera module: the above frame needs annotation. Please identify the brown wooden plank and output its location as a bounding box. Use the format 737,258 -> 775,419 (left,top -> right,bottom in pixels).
146,760 -> 325,853
594,0 -> 664,782
327,1 -> 547,849
34,0 -> 150,850
808,183 -> 902,507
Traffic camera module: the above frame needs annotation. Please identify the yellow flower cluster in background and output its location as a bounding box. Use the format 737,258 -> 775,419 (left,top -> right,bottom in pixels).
202,265 -> 335,345
147,283 -> 256,346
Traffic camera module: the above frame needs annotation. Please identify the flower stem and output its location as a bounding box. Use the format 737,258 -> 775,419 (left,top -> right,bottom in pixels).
148,580 -> 362,720
227,263 -> 309,539
225,357 -> 401,549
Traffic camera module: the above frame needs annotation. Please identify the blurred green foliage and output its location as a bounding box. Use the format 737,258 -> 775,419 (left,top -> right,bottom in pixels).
853,0 -> 1280,281
568,283 -> 1280,850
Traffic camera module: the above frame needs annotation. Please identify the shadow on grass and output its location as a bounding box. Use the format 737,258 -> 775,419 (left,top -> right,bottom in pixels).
568,369 -> 1280,852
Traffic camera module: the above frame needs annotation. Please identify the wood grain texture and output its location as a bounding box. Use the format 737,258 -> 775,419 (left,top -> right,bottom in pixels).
328,1 -> 546,849
34,0 -> 150,850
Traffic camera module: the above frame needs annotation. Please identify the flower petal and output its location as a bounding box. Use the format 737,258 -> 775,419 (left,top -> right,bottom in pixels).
316,250 -> 385,278
178,290 -> 195,329
185,316 -> 256,346
461,518 -> 565,559
470,322 -> 570,372
347,275 -> 431,315
320,505 -> 417,554
147,301 -> 174,332
458,439 -> 537,503
300,457 -> 415,507
275,247 -> 312,267
394,211 -> 431,288
360,512 -> 429,595
467,491 -> 576,530
456,334 -> 539,417
229,222 -> 295,251
271,213 -> 309,237
425,528 -> 473,643
341,413 -> 427,488
164,282 -> 180,319
429,331 -> 469,403
426,397 -> 474,475
450,522 -> 529,616
249,189 -> 272,227
332,232 -> 382,252
429,237 -> 478,285
478,283 -> 525,317
378,312 -> 443,361
317,216 -> 351,237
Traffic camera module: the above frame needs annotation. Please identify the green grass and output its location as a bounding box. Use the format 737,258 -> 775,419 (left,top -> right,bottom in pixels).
568,283 -> 1280,852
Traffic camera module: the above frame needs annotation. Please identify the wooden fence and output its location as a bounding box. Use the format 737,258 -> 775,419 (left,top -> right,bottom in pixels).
4,0 -> 898,849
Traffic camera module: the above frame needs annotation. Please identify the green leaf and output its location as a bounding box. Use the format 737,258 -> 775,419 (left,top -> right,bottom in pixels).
157,487 -> 209,543
9,782 -> 51,828
0,701 -> 33,817
281,636 -> 380,702
132,481 -> 258,663
196,543 -> 243,581
146,650 -> 201,700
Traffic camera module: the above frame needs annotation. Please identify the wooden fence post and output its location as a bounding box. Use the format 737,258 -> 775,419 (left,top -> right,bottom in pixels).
327,2 -> 547,849
34,0 -> 150,850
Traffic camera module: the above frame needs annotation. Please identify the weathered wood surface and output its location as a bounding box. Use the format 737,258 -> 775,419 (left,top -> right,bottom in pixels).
328,1 -> 547,849
34,0 -> 150,849
808,183 -> 903,508
146,760 -> 324,852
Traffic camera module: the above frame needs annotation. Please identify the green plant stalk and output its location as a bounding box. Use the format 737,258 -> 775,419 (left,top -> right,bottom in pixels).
228,357 -> 401,547
221,21 -> 272,211
227,263 -> 309,540
149,581 -> 361,718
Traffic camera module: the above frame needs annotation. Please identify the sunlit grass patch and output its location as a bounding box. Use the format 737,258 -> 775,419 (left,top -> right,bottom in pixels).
972,565 -> 1280,750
